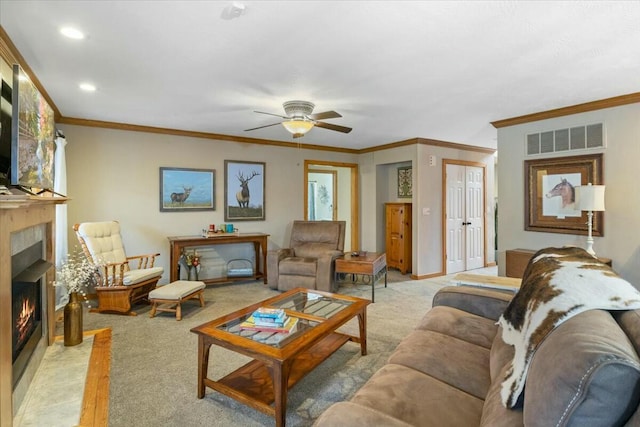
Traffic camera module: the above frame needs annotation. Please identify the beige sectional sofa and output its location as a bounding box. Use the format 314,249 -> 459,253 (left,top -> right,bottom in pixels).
314,284 -> 640,426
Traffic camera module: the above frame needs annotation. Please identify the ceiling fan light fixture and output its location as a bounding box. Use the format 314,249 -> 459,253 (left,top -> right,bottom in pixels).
282,119 -> 314,136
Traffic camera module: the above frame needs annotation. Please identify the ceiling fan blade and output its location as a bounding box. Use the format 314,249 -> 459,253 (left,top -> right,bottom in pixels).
307,110 -> 342,120
314,121 -> 352,134
254,110 -> 289,119
244,122 -> 282,131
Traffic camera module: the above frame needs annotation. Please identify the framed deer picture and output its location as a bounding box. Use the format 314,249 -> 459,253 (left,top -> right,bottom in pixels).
525,153 -> 603,235
224,160 -> 265,221
159,167 -> 215,212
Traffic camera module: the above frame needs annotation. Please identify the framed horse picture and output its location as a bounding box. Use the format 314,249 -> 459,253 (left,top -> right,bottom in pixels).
525,153 -> 603,235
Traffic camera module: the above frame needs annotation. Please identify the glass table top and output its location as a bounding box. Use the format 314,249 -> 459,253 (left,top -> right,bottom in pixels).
215,290 -> 354,348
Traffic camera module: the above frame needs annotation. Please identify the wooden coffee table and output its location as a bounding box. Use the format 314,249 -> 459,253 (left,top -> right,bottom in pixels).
190,288 -> 370,427
335,252 -> 387,302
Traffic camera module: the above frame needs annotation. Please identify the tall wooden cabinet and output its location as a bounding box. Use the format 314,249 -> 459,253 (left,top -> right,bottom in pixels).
385,203 -> 412,274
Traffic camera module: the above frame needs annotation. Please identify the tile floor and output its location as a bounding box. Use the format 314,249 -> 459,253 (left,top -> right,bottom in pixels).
13,335 -> 94,427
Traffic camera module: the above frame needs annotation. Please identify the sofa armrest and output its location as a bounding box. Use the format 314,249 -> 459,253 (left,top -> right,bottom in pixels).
316,250 -> 344,292
432,286 -> 513,321
267,248 -> 294,289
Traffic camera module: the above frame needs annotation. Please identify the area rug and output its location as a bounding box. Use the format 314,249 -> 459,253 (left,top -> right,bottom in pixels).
77,271 -> 448,426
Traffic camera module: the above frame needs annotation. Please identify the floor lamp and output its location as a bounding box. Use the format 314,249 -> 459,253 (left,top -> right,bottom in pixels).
575,183 -> 606,257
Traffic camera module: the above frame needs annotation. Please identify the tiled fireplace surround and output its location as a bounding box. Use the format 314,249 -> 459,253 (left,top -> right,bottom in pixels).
0,201 -> 58,427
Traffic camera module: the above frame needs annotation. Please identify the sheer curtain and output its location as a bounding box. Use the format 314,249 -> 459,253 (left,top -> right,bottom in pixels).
54,131 -> 68,309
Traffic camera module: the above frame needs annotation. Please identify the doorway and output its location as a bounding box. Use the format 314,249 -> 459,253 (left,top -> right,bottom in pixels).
443,160 -> 486,274
304,160 -> 359,251
307,170 -> 337,220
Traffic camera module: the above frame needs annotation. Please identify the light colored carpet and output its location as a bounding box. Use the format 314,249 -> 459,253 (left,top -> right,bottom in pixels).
70,269 -> 477,426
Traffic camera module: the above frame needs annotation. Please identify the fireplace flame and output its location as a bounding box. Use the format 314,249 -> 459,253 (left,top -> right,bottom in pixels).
16,296 -> 36,344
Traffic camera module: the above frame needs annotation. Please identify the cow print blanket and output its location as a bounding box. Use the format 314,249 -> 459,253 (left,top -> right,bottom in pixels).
498,246 -> 640,408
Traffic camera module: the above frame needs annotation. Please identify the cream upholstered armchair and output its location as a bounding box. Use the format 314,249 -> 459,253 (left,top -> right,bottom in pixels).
267,220 -> 346,292
74,221 -> 164,315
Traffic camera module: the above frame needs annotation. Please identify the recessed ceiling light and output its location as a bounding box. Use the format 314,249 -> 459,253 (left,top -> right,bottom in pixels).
60,27 -> 85,40
79,83 -> 96,92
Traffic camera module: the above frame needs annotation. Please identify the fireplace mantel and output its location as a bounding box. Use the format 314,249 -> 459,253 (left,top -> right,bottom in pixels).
0,197 -> 66,427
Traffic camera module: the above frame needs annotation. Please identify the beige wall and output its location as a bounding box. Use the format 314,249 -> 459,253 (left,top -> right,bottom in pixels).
61,123 -> 495,283
496,102 -> 640,286
359,143 -> 496,277
60,124 -> 358,284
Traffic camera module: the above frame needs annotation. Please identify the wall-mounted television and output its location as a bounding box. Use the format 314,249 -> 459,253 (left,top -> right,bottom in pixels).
10,64 -> 55,192
0,77 -> 12,186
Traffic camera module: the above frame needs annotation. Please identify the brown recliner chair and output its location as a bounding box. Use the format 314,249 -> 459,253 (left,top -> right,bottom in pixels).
267,220 -> 346,292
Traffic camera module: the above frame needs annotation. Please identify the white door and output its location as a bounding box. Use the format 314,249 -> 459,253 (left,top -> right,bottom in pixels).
465,166 -> 485,270
446,165 -> 466,273
446,164 -> 485,274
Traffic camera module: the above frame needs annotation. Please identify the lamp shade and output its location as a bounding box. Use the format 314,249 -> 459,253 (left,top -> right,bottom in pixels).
575,183 -> 606,211
282,120 -> 314,136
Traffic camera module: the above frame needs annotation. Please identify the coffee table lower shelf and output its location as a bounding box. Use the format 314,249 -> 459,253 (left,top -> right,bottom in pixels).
203,332 -> 354,417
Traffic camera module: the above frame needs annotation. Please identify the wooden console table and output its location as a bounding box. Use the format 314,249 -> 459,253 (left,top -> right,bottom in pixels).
168,233 -> 269,285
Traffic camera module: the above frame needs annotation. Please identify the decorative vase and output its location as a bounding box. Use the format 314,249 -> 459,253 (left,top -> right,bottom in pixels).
64,291 -> 83,346
188,266 -> 199,281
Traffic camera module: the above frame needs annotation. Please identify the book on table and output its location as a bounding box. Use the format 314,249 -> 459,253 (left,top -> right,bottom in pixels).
240,315 -> 299,333
253,307 -> 285,319
252,311 -> 287,326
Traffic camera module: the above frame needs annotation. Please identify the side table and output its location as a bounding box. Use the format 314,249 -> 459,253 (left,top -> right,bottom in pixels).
335,252 -> 387,302
506,248 -> 612,278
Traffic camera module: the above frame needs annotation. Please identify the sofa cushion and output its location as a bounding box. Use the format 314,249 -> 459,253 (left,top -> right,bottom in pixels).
416,305 -> 498,349
294,243 -> 337,259
480,363 -> 524,427
313,402 -> 413,427
148,280 -> 204,300
350,364 -> 484,426
482,327 -> 523,426
433,286 -> 513,321
489,326 -> 514,384
122,266 -> 164,285
524,309 -> 640,427
75,221 -> 127,264
388,329 -> 491,399
279,257 -> 317,276
614,309 -> 640,357
278,275 -> 316,291
290,221 -> 340,247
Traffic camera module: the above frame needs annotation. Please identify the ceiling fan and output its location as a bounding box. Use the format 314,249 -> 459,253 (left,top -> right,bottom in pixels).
244,100 -> 352,138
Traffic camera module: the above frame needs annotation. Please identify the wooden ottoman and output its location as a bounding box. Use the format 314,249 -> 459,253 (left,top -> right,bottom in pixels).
149,280 -> 206,320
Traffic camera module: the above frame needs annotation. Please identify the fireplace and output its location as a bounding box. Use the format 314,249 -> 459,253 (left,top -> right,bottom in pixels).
1,198 -> 62,425
10,240 -> 51,389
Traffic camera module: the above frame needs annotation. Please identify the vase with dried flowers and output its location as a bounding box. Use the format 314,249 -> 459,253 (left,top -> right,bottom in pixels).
54,248 -> 99,346
181,250 -> 201,281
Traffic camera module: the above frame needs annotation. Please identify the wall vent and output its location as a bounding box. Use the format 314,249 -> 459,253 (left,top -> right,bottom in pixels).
526,123 -> 604,155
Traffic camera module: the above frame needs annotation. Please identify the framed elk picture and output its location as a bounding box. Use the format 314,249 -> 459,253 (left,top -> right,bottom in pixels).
224,160 -> 265,221
159,167 -> 215,212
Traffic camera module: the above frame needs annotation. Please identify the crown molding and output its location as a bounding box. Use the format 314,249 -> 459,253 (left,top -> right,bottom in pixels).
59,116 -> 495,155
359,137 -> 495,155
57,116 -> 360,154
491,92 -> 640,128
